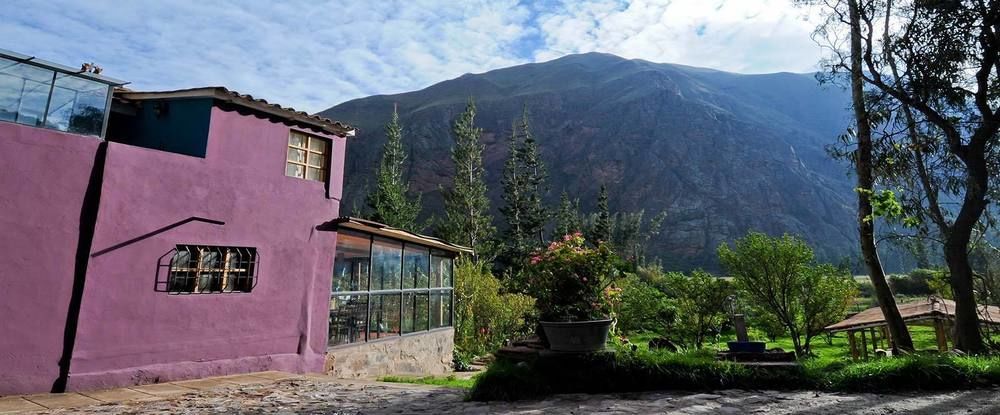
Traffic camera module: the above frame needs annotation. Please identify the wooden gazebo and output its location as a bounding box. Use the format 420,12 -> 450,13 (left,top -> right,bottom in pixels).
825,297 -> 1000,359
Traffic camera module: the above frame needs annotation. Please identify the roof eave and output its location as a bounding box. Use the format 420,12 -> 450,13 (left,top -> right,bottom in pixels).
115,87 -> 355,137
317,217 -> 473,254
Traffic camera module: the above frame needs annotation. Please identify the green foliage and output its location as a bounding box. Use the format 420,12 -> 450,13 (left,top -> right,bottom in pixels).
669,270 -> 734,348
855,188 -> 911,224
928,269 -> 954,299
590,184 -> 612,244
614,274 -> 677,335
718,232 -> 857,356
525,233 -> 622,321
499,108 -> 549,277
469,349 -> 1000,401
551,191 -> 583,240
801,264 -> 859,342
469,349 -> 810,401
454,258 -> 535,357
889,269 -> 936,296
365,106 -> 422,231
610,210 -> 667,267
820,355 -> 1000,392
438,98 -> 496,257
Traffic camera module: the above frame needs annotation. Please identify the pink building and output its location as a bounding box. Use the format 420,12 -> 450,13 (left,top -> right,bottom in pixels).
0,49 -> 461,396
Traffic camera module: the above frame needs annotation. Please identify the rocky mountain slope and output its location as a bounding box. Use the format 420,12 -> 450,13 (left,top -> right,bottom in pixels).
320,52 -> 862,271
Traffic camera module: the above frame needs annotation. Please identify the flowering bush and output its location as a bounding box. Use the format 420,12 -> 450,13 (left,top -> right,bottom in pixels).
526,232 -> 623,321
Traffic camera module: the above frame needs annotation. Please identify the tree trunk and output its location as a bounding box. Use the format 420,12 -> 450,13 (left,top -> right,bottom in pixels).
848,0 -> 914,352
944,151 -> 988,353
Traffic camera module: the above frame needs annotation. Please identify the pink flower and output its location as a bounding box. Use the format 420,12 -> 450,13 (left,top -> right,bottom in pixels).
582,277 -> 588,282
563,234 -> 573,241
530,256 -> 541,265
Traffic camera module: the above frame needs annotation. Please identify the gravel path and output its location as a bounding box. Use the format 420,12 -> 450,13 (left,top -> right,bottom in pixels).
36,378 -> 1000,414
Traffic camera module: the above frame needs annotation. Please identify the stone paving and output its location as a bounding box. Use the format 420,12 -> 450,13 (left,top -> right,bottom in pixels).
2,371 -> 999,414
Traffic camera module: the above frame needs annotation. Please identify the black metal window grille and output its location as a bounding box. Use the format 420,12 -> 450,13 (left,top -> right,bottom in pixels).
286,130 -> 330,182
167,245 -> 258,294
329,231 -> 454,347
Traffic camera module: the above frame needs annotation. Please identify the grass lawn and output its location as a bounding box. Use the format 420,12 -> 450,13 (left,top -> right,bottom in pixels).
624,325 -> 944,363
379,374 -> 476,389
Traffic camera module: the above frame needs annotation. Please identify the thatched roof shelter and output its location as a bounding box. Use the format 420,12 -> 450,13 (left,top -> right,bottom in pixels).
824,297 -> 1000,359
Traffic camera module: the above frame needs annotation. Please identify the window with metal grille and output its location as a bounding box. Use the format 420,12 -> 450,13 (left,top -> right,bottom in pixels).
167,245 -> 258,294
286,130 -> 329,182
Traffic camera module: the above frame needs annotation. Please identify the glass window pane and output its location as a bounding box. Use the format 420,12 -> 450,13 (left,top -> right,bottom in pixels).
309,137 -> 328,153
430,291 -> 453,329
371,238 -> 401,290
285,163 -> 304,178
369,294 -> 400,339
431,254 -> 454,288
306,167 -> 325,181
333,231 -> 370,292
289,131 -> 306,147
307,152 -> 326,168
44,74 -> 108,136
287,148 -> 306,163
329,294 -> 368,346
402,245 -> 429,289
430,253 -> 448,288
402,292 -> 429,334
0,58 -> 54,127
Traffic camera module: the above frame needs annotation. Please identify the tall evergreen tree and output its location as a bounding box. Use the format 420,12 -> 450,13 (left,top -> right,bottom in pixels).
500,107 -> 549,269
439,99 -> 495,257
592,184 -> 612,243
552,191 -> 583,239
365,105 -> 422,231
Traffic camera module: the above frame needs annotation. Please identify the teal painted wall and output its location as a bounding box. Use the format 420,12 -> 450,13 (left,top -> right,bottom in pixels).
108,98 -> 213,158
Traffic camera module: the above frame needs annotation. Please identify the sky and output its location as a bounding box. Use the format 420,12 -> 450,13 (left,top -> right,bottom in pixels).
1,0 -> 826,113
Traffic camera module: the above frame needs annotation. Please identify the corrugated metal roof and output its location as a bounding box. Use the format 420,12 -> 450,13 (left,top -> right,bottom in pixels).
318,217 -> 473,254
825,298 -> 1000,332
115,86 -> 355,137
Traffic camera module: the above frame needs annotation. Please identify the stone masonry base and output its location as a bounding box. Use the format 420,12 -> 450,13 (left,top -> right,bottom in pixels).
324,328 -> 453,378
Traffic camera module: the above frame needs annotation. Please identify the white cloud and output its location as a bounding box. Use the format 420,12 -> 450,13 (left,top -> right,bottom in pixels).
534,0 -> 825,74
0,0 -> 824,112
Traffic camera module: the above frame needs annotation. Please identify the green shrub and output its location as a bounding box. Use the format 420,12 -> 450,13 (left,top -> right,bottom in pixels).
454,258 -> 535,357
889,269 -> 935,296
824,355 -> 1000,391
469,351 -> 1000,401
615,274 -> 677,335
469,349 -> 814,401
669,270 -> 734,348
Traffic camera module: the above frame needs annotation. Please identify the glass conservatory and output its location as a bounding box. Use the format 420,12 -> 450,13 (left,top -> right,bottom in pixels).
327,217 -> 470,347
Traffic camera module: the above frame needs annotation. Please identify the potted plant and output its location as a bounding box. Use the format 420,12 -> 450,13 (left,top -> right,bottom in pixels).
527,232 -> 622,352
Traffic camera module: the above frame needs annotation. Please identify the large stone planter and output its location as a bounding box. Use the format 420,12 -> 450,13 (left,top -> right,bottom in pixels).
540,319 -> 612,352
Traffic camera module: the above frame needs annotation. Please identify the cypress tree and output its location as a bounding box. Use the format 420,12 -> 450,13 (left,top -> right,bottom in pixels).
592,184 -> 612,243
439,98 -> 495,257
552,191 -> 582,240
365,105 -> 422,231
500,107 -> 549,270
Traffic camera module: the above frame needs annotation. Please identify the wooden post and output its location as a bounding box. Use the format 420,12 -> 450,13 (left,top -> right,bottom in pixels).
860,329 -> 869,359
870,327 -> 879,352
880,326 -> 889,349
848,330 -> 859,360
934,319 -> 948,352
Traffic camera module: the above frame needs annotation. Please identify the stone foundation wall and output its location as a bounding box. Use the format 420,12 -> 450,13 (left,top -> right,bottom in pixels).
325,328 -> 453,378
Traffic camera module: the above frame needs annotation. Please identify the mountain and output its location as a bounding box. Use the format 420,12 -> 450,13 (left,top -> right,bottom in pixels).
319,52 -> 868,272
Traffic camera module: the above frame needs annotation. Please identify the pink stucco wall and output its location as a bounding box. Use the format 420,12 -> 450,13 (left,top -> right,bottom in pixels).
0,124 -> 101,395
0,106 -> 349,394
